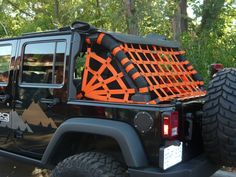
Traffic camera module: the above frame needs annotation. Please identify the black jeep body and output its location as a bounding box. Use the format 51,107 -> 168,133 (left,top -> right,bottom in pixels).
0,22 -> 218,177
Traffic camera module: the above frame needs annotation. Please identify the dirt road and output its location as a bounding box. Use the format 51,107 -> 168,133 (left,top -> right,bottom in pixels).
0,157 -> 235,177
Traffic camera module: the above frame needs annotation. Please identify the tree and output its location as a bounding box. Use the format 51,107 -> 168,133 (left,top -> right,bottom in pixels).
200,0 -> 225,32
54,0 -> 60,27
123,0 -> 139,35
173,0 -> 188,40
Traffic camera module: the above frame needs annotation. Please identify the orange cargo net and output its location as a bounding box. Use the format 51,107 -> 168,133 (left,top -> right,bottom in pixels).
79,33 -> 206,104
122,43 -> 206,103
81,47 -> 137,103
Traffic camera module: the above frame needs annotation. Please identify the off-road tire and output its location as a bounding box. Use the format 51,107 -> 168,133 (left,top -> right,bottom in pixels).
203,68 -> 236,166
51,152 -> 128,177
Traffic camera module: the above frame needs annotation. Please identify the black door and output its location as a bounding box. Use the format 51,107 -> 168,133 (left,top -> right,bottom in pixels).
13,35 -> 71,158
0,40 -> 17,148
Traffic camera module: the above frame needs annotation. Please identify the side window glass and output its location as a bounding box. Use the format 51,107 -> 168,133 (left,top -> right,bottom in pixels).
22,41 -> 66,85
0,45 -> 11,83
55,42 -> 66,84
22,42 -> 54,84
73,54 -> 86,91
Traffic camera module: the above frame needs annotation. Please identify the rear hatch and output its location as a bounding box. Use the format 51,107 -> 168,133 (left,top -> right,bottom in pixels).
77,30 -> 206,169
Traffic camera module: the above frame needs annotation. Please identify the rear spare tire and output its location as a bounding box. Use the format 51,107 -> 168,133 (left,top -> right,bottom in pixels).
203,68 -> 236,166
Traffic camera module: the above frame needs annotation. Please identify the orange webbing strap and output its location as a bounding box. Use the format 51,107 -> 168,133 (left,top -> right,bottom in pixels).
86,37 -> 91,44
97,33 -> 105,45
112,46 -> 123,56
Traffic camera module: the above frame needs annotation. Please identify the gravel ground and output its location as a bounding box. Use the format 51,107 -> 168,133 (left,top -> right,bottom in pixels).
0,158 -> 49,177
0,157 -> 235,177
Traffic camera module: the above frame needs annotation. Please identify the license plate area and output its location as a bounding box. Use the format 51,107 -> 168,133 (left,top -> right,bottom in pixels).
159,141 -> 183,170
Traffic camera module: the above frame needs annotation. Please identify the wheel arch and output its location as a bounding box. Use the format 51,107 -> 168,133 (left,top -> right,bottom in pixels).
42,118 -> 148,168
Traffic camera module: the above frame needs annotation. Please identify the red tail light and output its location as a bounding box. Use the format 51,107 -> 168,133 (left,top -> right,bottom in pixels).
162,111 -> 179,139
209,63 -> 224,78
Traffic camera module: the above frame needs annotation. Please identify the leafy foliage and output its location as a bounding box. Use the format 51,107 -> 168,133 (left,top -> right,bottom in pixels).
182,0 -> 236,81
0,0 -> 235,82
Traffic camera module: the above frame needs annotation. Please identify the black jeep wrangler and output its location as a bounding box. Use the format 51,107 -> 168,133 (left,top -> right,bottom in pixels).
0,21 -> 235,177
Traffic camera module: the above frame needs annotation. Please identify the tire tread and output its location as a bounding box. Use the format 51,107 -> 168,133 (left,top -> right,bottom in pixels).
51,152 -> 127,177
203,68 -> 236,166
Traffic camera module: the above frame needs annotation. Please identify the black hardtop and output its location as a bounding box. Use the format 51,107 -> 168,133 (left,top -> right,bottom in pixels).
107,32 -> 180,48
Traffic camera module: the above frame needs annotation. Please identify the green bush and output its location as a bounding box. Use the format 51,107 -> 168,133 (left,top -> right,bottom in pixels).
181,32 -> 236,83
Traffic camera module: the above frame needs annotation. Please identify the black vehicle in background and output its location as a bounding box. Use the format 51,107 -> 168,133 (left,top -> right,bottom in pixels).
0,21 -> 234,177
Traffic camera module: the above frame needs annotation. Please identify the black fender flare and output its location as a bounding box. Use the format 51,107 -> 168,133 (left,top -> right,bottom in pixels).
42,118 -> 148,168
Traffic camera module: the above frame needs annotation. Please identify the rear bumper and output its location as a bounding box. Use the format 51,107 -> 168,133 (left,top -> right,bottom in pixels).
128,154 -> 219,177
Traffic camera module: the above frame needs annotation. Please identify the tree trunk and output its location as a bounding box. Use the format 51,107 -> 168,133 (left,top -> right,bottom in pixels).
173,0 -> 188,40
200,0 -> 225,32
96,0 -> 103,28
54,0 -> 60,28
123,0 -> 138,35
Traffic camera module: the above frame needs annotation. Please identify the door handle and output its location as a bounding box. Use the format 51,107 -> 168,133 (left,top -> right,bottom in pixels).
40,98 -> 60,106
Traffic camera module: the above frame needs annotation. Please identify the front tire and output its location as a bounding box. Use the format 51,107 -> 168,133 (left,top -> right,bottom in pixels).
51,152 -> 128,177
203,68 -> 236,166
